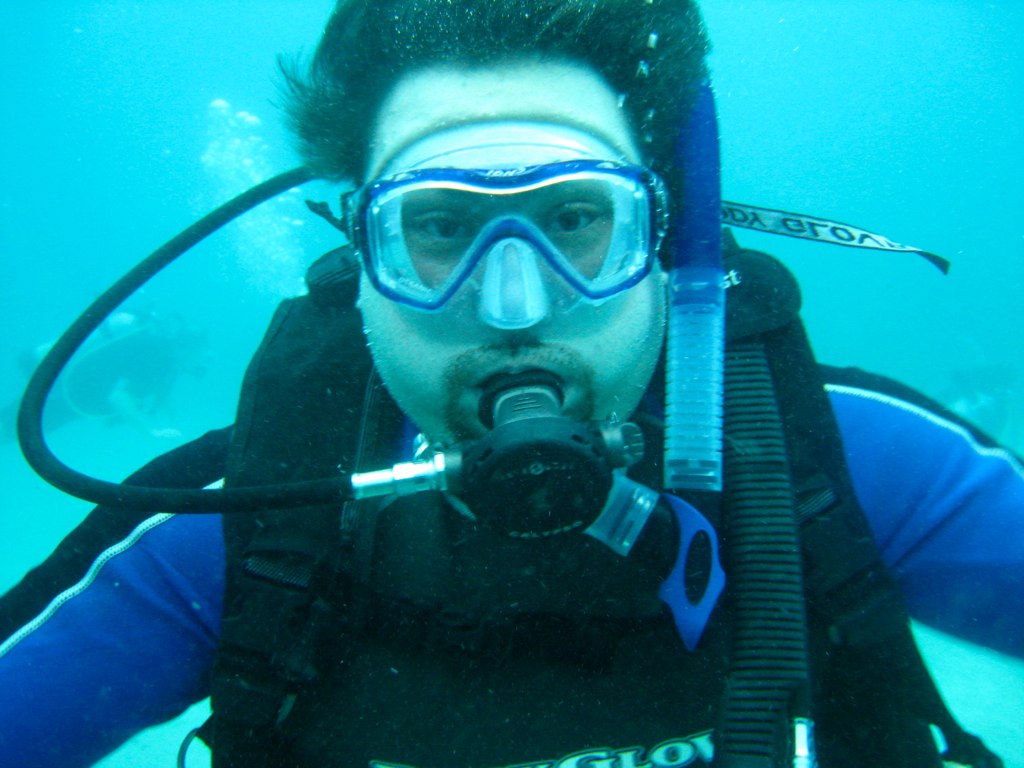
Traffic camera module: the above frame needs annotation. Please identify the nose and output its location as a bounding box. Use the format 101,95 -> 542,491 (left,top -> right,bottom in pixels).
478,237 -> 550,330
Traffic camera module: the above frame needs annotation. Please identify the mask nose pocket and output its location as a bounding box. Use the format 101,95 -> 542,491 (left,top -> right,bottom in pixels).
479,237 -> 550,329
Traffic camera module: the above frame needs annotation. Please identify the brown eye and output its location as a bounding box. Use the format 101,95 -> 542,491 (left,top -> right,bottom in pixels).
415,212 -> 467,239
551,205 -> 597,233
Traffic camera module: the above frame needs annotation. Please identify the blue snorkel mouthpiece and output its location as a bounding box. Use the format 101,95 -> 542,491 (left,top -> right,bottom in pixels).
664,80 -> 724,492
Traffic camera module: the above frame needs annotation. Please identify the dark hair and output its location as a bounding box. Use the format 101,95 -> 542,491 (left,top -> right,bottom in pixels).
279,0 -> 710,191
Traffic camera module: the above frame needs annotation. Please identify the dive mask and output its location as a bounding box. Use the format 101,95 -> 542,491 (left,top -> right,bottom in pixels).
343,160 -> 669,326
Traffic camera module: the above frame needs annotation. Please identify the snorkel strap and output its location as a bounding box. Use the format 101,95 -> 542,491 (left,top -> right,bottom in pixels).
721,201 -> 950,274
664,80 -> 725,492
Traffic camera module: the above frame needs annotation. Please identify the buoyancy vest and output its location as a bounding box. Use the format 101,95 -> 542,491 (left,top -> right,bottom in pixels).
201,231 -> 1003,768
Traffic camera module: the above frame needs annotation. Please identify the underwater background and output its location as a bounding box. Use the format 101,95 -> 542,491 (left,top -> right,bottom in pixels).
1,1 -> 1021,765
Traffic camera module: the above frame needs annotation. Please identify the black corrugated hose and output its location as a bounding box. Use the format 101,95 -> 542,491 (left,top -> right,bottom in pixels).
716,339 -> 813,768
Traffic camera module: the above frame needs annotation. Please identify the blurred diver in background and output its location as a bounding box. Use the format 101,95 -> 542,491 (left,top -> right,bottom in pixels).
1,308 -> 208,442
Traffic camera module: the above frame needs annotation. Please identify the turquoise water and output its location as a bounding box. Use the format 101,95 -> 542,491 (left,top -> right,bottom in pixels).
1,1 -> 1021,765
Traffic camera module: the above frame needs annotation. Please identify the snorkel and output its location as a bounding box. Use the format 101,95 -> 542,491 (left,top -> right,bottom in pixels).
664,80 -> 724,492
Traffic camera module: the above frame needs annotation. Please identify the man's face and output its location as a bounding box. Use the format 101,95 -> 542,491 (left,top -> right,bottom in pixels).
357,61 -> 667,445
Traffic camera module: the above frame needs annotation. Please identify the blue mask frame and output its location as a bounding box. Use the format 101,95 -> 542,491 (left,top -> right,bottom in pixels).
345,160 -> 670,311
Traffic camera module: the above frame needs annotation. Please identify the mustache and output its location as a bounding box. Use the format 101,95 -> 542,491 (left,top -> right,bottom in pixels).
441,343 -> 595,442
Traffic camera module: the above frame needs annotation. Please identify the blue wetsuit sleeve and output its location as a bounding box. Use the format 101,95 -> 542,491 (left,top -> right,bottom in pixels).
827,382 -> 1024,658
0,512 -> 224,768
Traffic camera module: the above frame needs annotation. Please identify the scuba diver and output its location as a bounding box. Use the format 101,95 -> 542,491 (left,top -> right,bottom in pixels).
1,1 -> 1022,767
1,308 -> 208,442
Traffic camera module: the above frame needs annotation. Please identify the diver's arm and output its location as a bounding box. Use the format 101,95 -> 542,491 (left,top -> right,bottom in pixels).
825,366 -> 1024,658
0,426 -> 231,640
0,512 -> 224,768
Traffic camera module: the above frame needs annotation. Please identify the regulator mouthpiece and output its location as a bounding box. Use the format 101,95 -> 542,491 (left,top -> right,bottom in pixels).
459,370 -> 610,539
351,368 -> 651,551
477,369 -> 565,428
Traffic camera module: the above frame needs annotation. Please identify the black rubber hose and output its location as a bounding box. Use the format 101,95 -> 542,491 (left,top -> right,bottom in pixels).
17,166 -> 357,513
715,339 -> 811,768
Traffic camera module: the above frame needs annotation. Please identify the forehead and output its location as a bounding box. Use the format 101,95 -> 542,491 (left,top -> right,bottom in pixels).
366,60 -> 640,178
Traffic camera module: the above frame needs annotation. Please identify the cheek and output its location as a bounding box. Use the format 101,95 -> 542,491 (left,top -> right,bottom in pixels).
359,281 -> 431,372
357,276 -> 461,407
583,275 -> 666,413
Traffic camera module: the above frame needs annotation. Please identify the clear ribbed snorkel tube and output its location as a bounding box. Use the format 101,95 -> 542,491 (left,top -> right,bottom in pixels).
664,80 -> 725,492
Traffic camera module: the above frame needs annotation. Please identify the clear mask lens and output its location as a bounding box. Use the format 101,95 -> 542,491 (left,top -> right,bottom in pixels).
353,161 -> 667,313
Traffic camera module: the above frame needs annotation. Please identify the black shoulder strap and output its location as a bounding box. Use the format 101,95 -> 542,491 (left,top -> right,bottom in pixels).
724,231 -> 1002,767
206,255 -> 407,766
